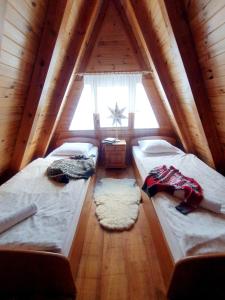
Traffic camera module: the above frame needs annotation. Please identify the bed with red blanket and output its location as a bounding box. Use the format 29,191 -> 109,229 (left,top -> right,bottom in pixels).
132,136 -> 225,300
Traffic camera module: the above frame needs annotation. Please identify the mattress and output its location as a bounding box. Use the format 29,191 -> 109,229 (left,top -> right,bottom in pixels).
0,146 -> 98,255
133,146 -> 225,262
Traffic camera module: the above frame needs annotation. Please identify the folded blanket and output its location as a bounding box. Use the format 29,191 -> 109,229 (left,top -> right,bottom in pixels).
0,203 -> 37,234
142,165 -> 203,214
47,157 -> 95,184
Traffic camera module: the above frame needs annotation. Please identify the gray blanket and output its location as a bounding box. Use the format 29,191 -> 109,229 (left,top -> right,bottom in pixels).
47,157 -> 95,184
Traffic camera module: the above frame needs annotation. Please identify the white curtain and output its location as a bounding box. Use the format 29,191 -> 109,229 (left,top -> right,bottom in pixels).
84,74 -> 141,127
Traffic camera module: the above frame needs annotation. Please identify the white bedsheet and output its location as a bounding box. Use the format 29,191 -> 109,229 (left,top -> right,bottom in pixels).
0,147 -> 98,255
133,146 -> 225,261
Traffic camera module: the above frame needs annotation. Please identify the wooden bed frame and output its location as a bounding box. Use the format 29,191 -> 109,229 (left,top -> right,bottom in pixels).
132,136 -> 225,299
0,137 -> 99,298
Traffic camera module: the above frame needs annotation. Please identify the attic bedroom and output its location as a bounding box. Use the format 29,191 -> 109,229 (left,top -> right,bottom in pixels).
0,0 -> 225,299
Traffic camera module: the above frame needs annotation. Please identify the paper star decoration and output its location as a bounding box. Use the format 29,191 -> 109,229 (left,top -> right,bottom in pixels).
108,102 -> 127,126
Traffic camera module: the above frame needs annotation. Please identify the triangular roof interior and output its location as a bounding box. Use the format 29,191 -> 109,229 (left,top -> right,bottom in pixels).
10,0 -> 225,174
85,1 -> 142,73
79,0 -> 149,73
54,0 -> 173,136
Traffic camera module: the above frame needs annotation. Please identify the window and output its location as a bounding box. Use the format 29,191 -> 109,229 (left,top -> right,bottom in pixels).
134,83 -> 159,129
69,74 -> 159,130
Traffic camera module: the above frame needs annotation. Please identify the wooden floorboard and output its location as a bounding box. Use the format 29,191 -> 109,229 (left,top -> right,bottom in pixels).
75,166 -> 167,300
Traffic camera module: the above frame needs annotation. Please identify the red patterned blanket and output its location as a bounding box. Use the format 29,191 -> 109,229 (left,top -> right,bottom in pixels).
142,165 -> 203,214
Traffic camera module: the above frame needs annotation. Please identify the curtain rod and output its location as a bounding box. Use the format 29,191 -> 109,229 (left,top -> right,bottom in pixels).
75,70 -> 153,76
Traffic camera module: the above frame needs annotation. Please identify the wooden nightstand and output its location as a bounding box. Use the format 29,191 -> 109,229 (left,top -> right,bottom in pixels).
103,140 -> 126,168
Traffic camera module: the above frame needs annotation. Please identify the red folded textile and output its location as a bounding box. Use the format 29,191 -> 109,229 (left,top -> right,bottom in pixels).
142,165 -> 203,214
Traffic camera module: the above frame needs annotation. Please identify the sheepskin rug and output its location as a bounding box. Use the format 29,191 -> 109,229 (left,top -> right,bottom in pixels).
94,178 -> 141,230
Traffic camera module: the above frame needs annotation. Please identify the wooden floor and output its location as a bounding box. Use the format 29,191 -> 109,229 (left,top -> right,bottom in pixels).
75,166 -> 167,300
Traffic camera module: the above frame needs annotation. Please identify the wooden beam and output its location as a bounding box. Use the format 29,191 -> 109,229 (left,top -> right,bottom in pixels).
162,0 -> 225,171
53,76 -> 84,140
123,0 -> 193,152
142,75 -> 172,129
10,0 -> 68,172
0,0 -> 7,55
37,0 -> 103,157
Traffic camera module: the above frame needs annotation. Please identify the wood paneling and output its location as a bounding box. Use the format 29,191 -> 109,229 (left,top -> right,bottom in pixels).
31,0 -> 103,160
163,0 -> 224,171
127,0 -> 215,167
0,0 -> 47,176
10,0 -> 68,172
186,0 -> 225,166
85,0 -> 143,73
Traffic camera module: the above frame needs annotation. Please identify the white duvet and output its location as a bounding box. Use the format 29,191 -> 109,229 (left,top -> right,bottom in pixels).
133,147 -> 225,260
0,154 -> 95,254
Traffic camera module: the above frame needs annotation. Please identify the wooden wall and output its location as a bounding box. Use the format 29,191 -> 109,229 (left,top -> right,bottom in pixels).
185,0 -> 225,161
0,0 -> 47,176
139,0 -> 215,166
85,0 -> 142,73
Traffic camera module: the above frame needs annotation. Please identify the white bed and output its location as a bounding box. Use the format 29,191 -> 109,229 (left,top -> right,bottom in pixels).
0,146 -> 98,255
133,145 -> 225,261
132,136 -> 225,299
0,139 -> 98,297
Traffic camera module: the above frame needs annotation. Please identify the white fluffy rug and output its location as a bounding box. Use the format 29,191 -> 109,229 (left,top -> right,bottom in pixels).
94,178 -> 141,230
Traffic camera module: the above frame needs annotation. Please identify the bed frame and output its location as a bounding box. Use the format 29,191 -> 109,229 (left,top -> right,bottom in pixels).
0,137 -> 99,298
132,136 -> 225,299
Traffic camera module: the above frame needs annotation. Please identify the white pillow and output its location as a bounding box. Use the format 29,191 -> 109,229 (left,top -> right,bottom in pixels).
138,139 -> 179,154
51,142 -> 93,156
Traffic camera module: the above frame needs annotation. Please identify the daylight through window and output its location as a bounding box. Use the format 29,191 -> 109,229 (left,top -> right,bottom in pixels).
69,74 -> 159,130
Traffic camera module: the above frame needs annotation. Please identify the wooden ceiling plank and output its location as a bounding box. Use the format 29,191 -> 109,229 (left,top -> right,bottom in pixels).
78,0 -> 109,73
127,0 -> 193,152
10,0 -> 68,172
162,0 -> 225,171
113,0 -> 150,71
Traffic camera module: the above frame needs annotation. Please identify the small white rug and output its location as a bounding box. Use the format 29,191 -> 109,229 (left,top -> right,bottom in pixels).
94,178 -> 141,230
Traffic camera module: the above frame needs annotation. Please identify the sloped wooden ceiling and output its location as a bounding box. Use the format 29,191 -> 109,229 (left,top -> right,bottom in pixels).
1,0 -> 225,177
0,0 -> 48,177
84,0 -> 143,72
184,0 -> 225,167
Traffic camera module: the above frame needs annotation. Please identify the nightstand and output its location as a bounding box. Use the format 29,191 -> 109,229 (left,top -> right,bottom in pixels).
103,140 -> 126,168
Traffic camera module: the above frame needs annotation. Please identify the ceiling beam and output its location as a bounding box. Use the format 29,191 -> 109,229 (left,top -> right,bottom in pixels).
142,75 -> 173,129
161,0 -> 224,171
53,76 -> 84,140
124,0 -> 193,152
10,0 -> 68,172
38,0 -> 103,157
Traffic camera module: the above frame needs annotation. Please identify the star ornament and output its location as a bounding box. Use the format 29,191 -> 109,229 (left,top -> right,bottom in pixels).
108,102 -> 127,126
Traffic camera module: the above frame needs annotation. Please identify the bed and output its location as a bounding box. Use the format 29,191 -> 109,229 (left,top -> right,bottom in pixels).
0,137 -> 99,298
132,136 -> 225,299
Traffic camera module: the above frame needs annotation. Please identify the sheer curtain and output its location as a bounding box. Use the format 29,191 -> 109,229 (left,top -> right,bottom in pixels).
84,74 -> 141,127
